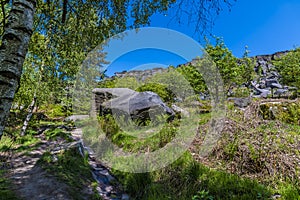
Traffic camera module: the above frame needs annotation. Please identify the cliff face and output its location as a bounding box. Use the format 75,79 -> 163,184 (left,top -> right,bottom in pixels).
113,68 -> 167,82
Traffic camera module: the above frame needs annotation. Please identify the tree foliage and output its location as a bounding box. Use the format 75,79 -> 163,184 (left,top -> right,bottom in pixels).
176,64 -> 206,93
137,82 -> 175,103
147,67 -> 195,101
204,38 -> 254,93
175,39 -> 254,96
0,0 -> 236,137
9,0 -> 236,109
273,48 -> 300,90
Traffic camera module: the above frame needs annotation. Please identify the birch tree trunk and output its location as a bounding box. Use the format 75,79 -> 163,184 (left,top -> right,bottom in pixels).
20,95 -> 36,136
0,0 -> 36,139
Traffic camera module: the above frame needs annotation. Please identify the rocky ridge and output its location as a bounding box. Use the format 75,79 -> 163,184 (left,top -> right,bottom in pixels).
107,50 -> 297,101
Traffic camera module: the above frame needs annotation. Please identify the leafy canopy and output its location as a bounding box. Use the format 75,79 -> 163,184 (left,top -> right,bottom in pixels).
0,0 -> 236,111
204,38 -> 254,93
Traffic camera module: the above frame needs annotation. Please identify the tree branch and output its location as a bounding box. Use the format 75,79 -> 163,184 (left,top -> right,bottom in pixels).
61,0 -> 67,23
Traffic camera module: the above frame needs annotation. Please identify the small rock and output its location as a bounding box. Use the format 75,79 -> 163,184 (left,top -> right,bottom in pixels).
171,104 -> 190,117
122,194 -> 130,200
270,83 -> 282,89
228,97 -> 251,108
64,115 -> 89,122
271,193 -> 281,199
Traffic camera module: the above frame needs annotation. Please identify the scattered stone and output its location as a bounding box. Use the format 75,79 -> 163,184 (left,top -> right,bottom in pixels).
271,193 -> 281,199
250,50 -> 297,98
251,81 -> 271,98
113,67 -> 166,82
265,78 -> 279,88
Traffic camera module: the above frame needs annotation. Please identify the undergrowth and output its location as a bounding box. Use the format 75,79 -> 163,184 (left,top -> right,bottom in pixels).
1,111 -> 99,200
192,99 -> 300,199
82,99 -> 300,199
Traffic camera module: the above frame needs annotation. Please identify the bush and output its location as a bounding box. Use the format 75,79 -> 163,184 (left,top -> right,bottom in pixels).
136,82 -> 175,103
176,64 -> 206,93
204,38 -> 255,94
231,87 -> 250,97
39,104 -> 65,118
273,48 -> 300,90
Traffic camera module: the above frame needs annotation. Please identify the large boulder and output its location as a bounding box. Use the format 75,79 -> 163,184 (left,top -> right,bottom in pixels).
92,88 -> 136,116
92,88 -> 175,124
251,81 -> 271,98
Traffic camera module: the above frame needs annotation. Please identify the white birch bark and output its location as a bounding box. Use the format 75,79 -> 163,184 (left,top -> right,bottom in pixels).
0,0 -> 36,138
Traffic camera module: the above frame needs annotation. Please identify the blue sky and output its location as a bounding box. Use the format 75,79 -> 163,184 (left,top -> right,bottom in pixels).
104,0 -> 300,76
207,0 -> 300,57
150,0 -> 300,57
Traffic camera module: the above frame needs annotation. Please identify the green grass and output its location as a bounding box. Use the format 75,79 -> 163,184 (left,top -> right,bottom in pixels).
37,148 -> 102,200
81,111 -> 273,199
1,113 -> 100,200
112,152 -> 272,200
3,99 -> 300,199
80,99 -> 300,200
39,104 -> 68,118
1,129 -> 41,154
0,170 -> 20,200
0,134 -> 14,152
44,128 -> 73,142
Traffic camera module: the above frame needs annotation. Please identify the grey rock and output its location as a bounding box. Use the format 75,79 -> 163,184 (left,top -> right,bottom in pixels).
199,92 -> 210,100
92,88 -> 136,116
257,89 -> 271,98
171,104 -> 190,117
92,88 -> 175,124
265,78 -> 279,88
286,86 -> 298,90
271,193 -> 281,199
113,67 -> 167,82
274,88 -> 288,96
251,81 -> 271,98
258,80 -> 266,88
270,83 -> 282,89
64,115 -> 89,122
122,194 -> 130,200
228,97 -> 251,108
268,71 -> 280,79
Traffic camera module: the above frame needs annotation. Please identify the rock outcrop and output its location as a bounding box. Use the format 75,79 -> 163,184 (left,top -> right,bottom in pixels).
250,50 -> 297,98
253,50 -> 290,76
113,68 -> 167,82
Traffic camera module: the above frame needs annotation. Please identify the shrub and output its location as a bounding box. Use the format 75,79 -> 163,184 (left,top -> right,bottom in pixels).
136,82 -> 175,103
273,48 -> 300,91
